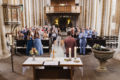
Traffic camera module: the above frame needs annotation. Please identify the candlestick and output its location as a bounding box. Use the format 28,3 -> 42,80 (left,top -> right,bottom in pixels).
9,35 -> 12,45
74,47 -> 77,59
69,48 -> 71,59
53,49 -> 55,59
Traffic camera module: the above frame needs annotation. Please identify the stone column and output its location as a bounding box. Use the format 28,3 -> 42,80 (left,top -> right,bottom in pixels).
79,0 -> 84,28
81,0 -> 85,27
43,0 -> 45,26
41,0 -> 43,26
101,0 -> 111,36
0,0 -> 10,59
113,0 -> 120,61
34,0 -> 37,26
115,0 -> 120,36
116,0 -> 120,48
118,27 -> 120,49
89,0 -> 92,27
86,0 -> 89,27
91,0 -> 97,30
36,0 -> 40,26
23,0 -> 26,27
29,0 -> 31,27
100,0 -> 106,36
96,0 -> 103,36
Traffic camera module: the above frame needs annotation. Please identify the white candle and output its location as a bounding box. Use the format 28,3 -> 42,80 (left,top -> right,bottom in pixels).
69,48 -> 71,58
74,47 -> 77,58
9,35 -> 12,45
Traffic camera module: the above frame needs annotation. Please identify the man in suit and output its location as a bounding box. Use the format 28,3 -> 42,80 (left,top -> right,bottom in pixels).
79,28 -> 87,55
64,31 -> 76,57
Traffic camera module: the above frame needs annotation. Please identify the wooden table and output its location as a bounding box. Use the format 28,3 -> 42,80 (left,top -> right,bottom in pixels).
22,57 -> 83,80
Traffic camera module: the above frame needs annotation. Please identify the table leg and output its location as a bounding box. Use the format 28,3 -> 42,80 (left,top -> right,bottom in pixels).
33,66 -> 36,80
70,67 -> 74,80
79,67 -> 84,77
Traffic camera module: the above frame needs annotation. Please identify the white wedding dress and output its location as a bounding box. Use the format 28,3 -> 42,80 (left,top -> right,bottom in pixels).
50,36 -> 65,58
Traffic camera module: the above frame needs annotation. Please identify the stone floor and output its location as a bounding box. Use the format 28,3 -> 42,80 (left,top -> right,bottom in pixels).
0,53 -> 120,80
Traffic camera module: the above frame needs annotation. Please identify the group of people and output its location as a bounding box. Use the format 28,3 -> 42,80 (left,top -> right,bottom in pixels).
51,31 -> 76,57
17,26 -> 49,40
51,26 -> 98,57
16,25 -> 62,56
15,25 -> 97,56
17,26 -> 51,56
67,26 -> 97,39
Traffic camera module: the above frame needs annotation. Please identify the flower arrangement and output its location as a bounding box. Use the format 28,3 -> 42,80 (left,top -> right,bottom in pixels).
93,44 -> 101,50
30,48 -> 38,55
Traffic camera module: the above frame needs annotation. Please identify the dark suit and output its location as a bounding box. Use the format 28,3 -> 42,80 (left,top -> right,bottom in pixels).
64,36 -> 76,57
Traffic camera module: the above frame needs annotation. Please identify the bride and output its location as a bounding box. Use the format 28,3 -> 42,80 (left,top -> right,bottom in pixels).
50,34 -> 65,57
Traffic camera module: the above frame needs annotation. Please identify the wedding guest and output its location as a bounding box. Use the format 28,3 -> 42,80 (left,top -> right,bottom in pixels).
52,30 -> 57,43
33,30 -> 43,55
71,26 -> 75,37
58,28 -> 61,35
22,26 -> 28,40
17,31 -> 24,40
43,31 -> 48,39
85,27 -> 92,38
64,31 -> 76,57
79,28 -> 87,55
92,29 -> 98,38
74,26 -> 79,38
26,30 -> 33,56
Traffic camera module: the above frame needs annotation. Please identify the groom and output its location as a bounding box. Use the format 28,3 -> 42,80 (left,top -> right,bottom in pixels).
64,31 -> 76,57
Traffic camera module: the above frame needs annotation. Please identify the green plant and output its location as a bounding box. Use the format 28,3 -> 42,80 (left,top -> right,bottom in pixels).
93,44 -> 101,50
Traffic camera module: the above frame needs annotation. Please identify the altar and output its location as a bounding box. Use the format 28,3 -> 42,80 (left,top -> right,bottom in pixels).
22,57 -> 83,80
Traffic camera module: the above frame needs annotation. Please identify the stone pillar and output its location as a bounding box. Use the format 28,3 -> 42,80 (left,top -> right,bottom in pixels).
100,0 -> 106,36
82,0 -> 86,27
113,0 -> 120,61
116,0 -> 120,48
86,0 -> 89,27
96,0 -> 103,36
79,0 -> 84,28
29,0 -> 31,27
0,0 -> 10,59
101,0 -> 111,36
89,0 -> 92,27
23,0 -> 26,27
36,0 -> 40,26
91,0 -> 97,30
43,0 -> 45,26
115,0 -> 120,36
41,0 -> 43,26
34,0 -> 37,26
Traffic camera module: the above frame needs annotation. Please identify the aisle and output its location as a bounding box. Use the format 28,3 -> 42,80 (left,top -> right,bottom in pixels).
0,53 -> 120,80
61,31 -> 67,40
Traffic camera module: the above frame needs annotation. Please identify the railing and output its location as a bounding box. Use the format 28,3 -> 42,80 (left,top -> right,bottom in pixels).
45,5 -> 80,13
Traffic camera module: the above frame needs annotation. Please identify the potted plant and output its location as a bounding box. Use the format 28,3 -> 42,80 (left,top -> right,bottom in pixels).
91,44 -> 115,71
30,48 -> 38,61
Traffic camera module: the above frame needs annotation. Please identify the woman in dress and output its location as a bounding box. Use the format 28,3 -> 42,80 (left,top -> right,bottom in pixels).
52,30 -> 57,44
26,30 -> 33,56
33,30 -> 43,55
50,34 -> 65,57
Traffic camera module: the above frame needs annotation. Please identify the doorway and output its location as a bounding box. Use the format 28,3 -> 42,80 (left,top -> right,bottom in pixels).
54,17 -> 72,31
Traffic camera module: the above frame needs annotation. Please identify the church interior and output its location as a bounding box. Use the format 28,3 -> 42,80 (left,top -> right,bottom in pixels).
0,0 -> 120,80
